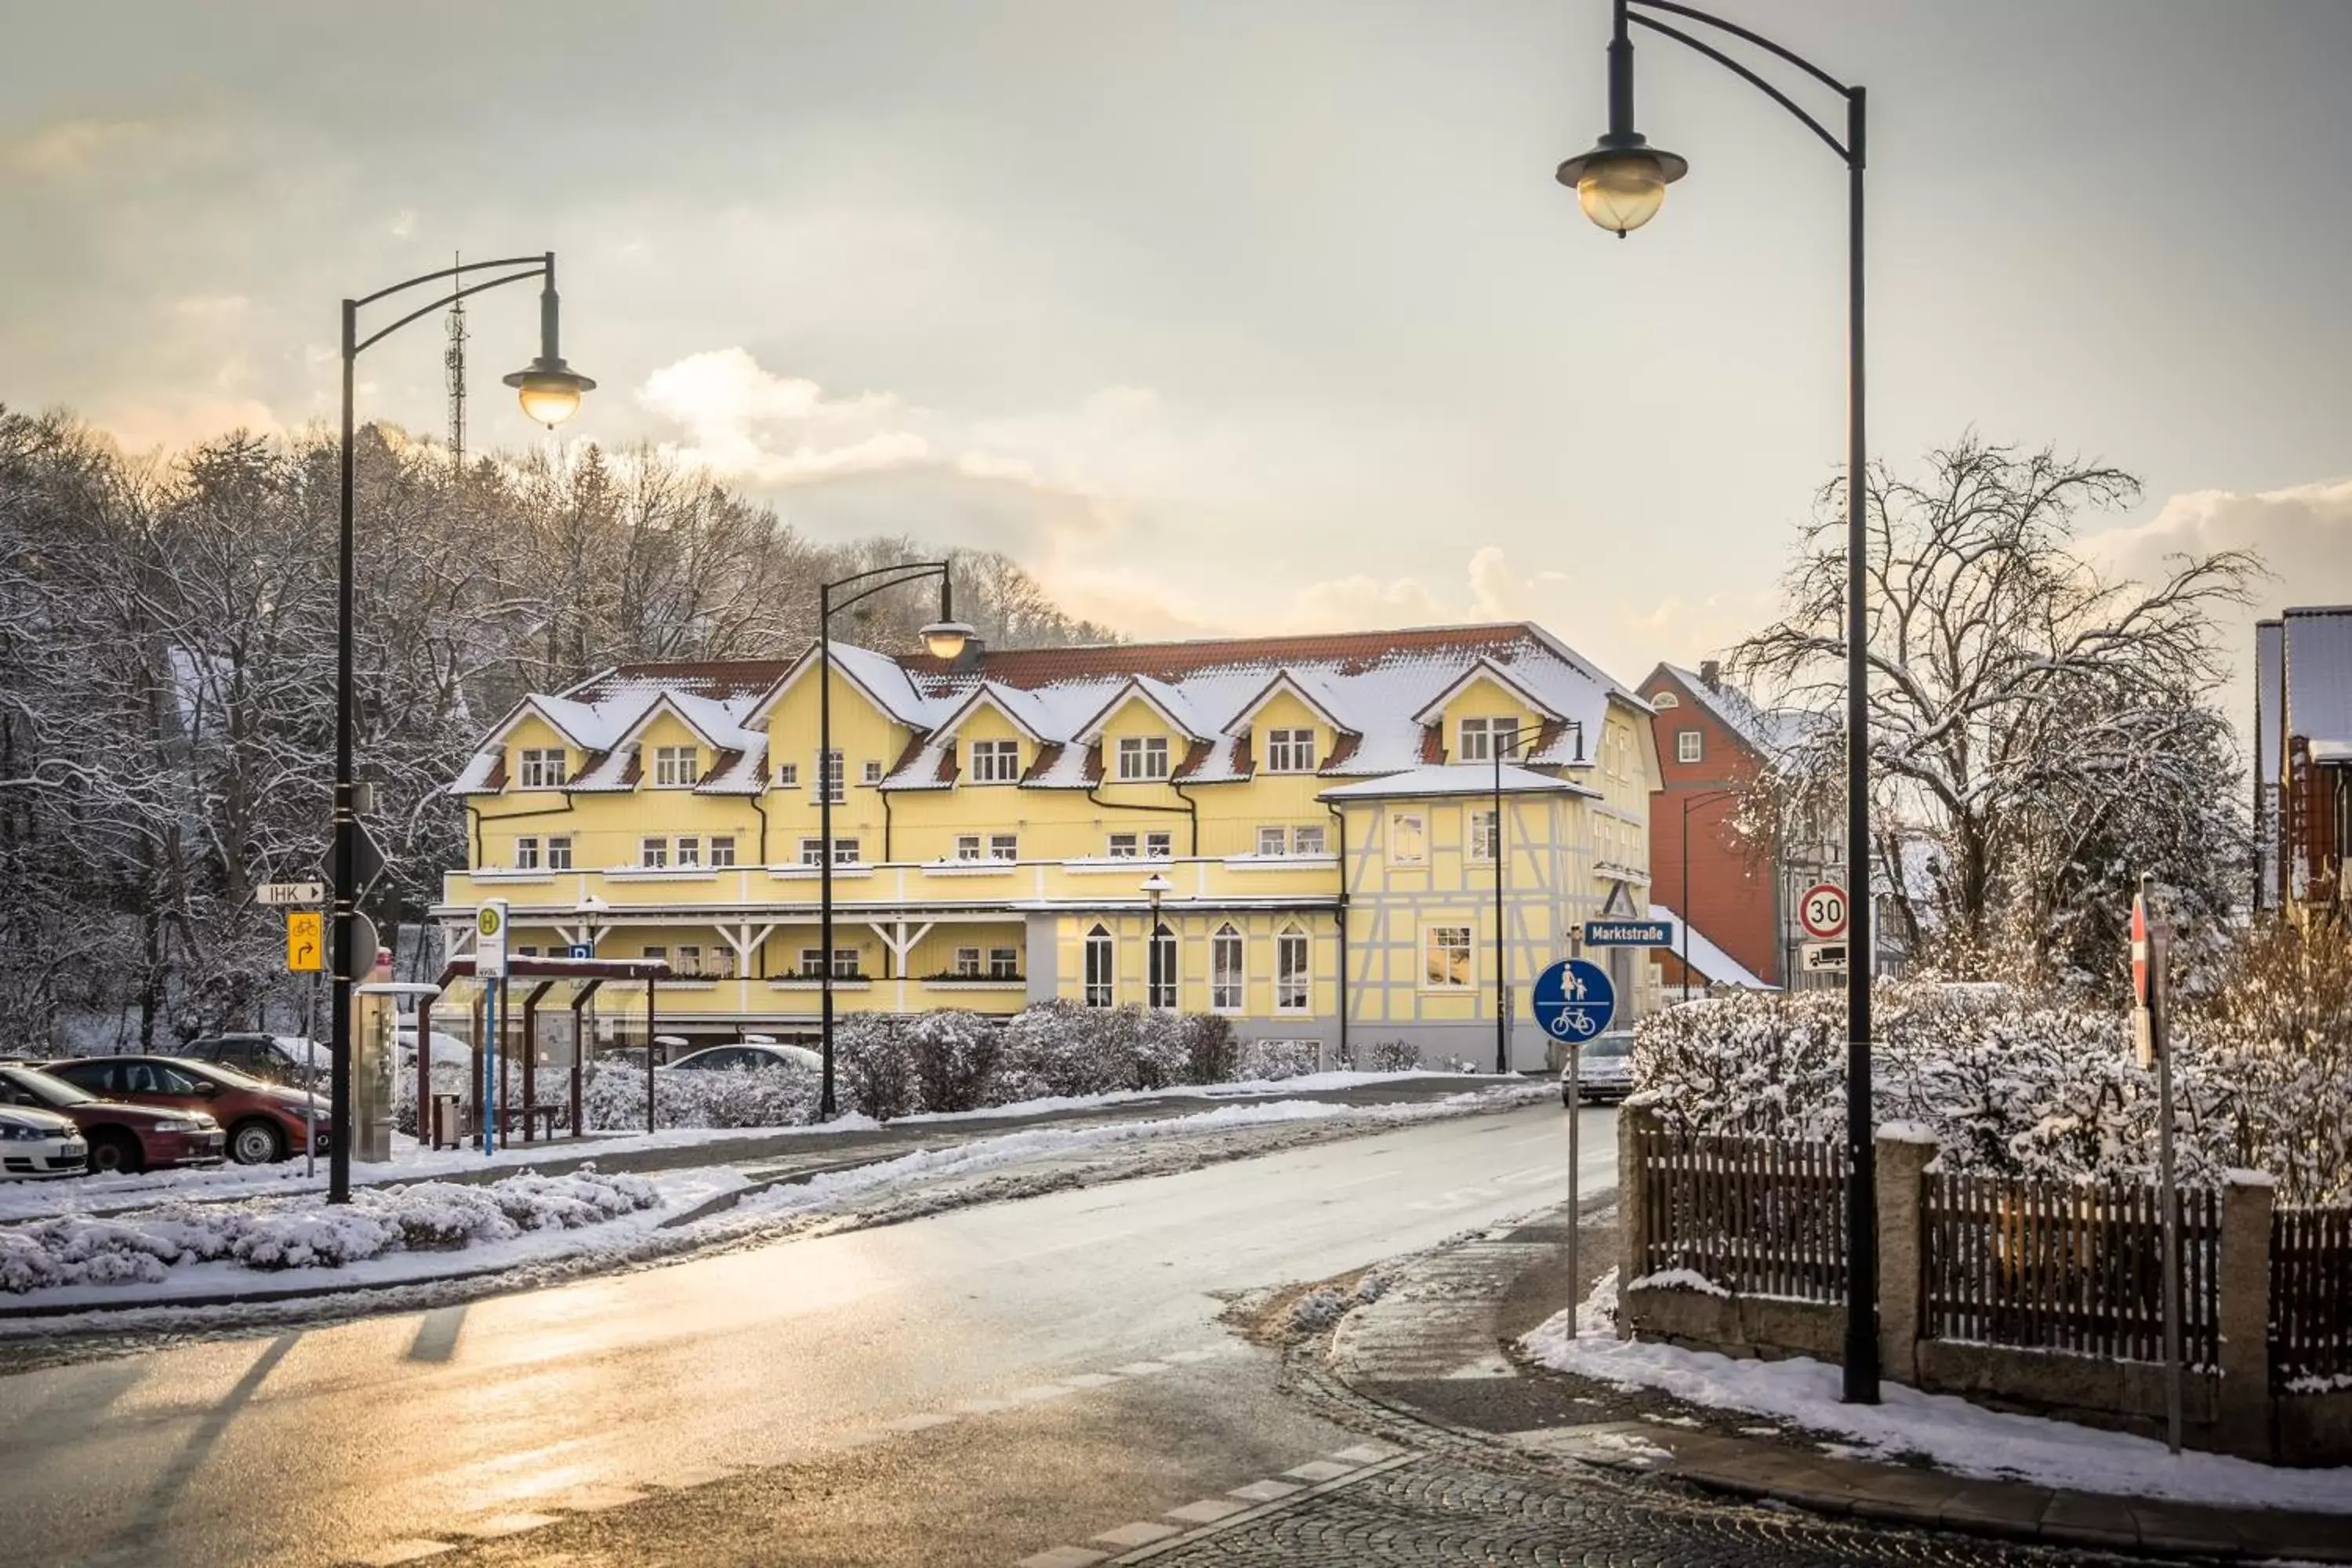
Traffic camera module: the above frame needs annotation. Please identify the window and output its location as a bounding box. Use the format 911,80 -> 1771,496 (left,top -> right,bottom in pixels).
640,837 -> 669,869
819,751 -> 844,804
989,833 -> 1018,862
674,943 -> 703,978
799,948 -> 858,978
988,946 -> 1019,978
709,836 -> 736,868
1116,735 -> 1171,781
1276,925 -> 1310,1013
1146,831 -> 1171,858
774,761 -> 799,788
1457,716 -> 1519,763
799,837 -> 859,866
1651,691 -> 1679,710
970,739 -> 1020,783
1084,924 -> 1115,1007
956,833 -> 984,862
1257,826 -> 1287,857
1210,924 -> 1243,1013
644,945 -> 668,965
517,747 -> 568,789
1388,811 -> 1426,866
1469,808 -> 1500,863
1292,824 -> 1327,857
1148,922 -> 1177,1010
1264,727 -> 1315,773
1109,833 -> 1138,858
862,759 -> 884,786
953,946 -> 982,978
515,945 -> 540,959
1107,830 -> 1171,859
673,835 -> 702,868
654,745 -> 699,788
1425,925 -> 1473,989
546,836 -> 573,871
514,836 -> 540,870
1677,728 -> 1704,764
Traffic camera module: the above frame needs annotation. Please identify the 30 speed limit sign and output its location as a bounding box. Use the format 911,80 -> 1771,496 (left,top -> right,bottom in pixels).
1798,882 -> 1849,941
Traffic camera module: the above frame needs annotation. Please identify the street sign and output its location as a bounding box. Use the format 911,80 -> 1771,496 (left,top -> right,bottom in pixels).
1531,958 -> 1616,1043
2131,890 -> 2151,1007
286,911 -> 323,972
476,901 -> 510,979
1583,918 -> 1674,947
568,942 -> 594,960
258,881 -> 325,906
318,822 -> 390,904
1798,882 -> 1849,941
1802,941 -> 1849,974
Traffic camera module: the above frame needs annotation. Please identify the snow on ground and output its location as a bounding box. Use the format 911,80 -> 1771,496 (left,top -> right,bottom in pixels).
1522,1269 -> 2352,1514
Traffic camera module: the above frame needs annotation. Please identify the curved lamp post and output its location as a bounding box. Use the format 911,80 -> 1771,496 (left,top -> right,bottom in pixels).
1675,786 -> 1743,1004
1559,0 -> 1876,1403
330,254 -> 591,1204
815,563 -> 970,1119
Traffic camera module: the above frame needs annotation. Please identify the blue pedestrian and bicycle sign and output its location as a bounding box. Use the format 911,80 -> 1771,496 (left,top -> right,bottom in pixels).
1531,958 -> 1616,1042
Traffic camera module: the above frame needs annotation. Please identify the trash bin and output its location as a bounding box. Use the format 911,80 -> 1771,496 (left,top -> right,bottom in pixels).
430,1093 -> 463,1151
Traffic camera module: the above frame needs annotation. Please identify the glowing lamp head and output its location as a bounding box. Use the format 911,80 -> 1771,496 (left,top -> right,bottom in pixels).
919,619 -> 975,661
501,357 -> 597,427
1555,135 -> 1688,237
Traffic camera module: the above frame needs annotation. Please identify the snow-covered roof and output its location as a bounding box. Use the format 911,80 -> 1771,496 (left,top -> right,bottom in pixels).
2284,606 -> 2352,754
1657,664 -> 1826,758
1318,763 -> 1597,801
1649,905 -> 1774,989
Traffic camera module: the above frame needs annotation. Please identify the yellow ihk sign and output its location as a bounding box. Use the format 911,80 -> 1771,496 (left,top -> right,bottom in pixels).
286,910 -> 324,972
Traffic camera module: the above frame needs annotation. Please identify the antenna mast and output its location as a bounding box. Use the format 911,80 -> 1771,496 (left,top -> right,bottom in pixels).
445,250 -> 469,467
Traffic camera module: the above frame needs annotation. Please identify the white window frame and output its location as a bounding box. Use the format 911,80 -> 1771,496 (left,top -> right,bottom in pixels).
1264,727 -> 1314,774
1291,823 -> 1327,857
643,944 -> 668,965
517,747 -> 567,789
1256,826 -> 1287,858
1457,716 -> 1517,763
1148,922 -> 1178,1011
1650,691 -> 1679,710
1116,735 -> 1171,781
988,946 -> 1020,979
514,836 -> 540,870
1423,924 -> 1474,990
710,835 -> 736,868
989,833 -> 1018,862
1468,807 -> 1500,864
546,836 -> 573,871
1677,728 -> 1704,764
1388,811 -> 1426,866
1107,833 -> 1139,859
640,837 -> 669,869
953,946 -> 982,978
819,751 -> 844,804
653,744 -> 699,789
1210,923 -> 1244,1014
1275,925 -> 1310,1014
800,837 -> 858,868
673,834 -> 702,868
1083,924 -> 1115,1007
829,837 -> 860,865
1145,830 -> 1172,858
800,947 -> 858,978
674,943 -> 703,978
955,833 -> 984,862
970,739 -> 1019,783
862,759 -> 884,786
774,761 -> 799,788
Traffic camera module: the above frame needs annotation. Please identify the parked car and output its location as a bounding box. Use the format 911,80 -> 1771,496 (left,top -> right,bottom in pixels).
0,1062 -> 225,1174
1560,1030 -> 1637,1105
664,1044 -> 823,1074
0,1102 -> 89,1179
181,1033 -> 328,1091
42,1056 -> 326,1166
395,1027 -> 474,1094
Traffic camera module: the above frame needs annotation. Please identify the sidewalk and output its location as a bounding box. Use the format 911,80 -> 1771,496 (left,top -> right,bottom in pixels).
1327,1203 -> 2352,1564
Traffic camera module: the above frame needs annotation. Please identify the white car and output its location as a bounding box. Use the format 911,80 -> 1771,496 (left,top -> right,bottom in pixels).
1559,1030 -> 1637,1105
663,1044 -> 824,1075
0,1103 -> 90,1179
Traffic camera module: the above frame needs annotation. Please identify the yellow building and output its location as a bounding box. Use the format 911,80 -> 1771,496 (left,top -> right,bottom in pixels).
434,622 -> 1661,1068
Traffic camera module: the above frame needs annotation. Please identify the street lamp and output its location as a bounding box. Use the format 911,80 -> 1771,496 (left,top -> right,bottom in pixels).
331,252 -> 590,1204
1559,0 -> 1877,1401
1676,786 -> 1744,1004
816,563 -> 966,1120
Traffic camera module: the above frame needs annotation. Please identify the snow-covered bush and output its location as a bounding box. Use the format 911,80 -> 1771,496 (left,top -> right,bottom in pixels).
1130,1007 -> 1191,1091
1239,1038 -> 1319,1081
582,1061 -> 819,1131
1367,1040 -> 1423,1073
0,1166 -> 661,1294
835,1013 -> 916,1120
906,1011 -> 1000,1112
995,1000 -> 1132,1101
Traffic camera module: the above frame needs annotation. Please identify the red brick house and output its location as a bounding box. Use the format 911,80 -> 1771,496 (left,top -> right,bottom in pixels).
1639,662 -> 1835,993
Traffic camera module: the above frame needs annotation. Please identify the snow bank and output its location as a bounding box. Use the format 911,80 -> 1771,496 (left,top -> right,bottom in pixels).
1523,1272 -> 2352,1513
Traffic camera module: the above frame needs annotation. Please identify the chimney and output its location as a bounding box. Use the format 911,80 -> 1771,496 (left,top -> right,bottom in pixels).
1700,659 -> 1722,691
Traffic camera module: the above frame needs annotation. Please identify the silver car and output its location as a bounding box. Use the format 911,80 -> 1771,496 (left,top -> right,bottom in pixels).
1559,1030 -> 1636,1105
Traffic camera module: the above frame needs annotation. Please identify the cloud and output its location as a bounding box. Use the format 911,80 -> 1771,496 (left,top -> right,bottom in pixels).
636,347 -> 927,485
4,118 -> 155,177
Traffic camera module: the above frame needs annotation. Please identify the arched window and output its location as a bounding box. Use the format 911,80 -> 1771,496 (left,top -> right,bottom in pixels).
1148,921 -> 1178,1011
1084,924 -> 1115,1008
1651,691 -> 1679,710
1276,923 -> 1310,1014
1210,923 -> 1244,1013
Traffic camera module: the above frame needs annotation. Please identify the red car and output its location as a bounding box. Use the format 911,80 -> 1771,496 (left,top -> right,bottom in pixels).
42,1056 -> 325,1167
0,1063 -> 227,1174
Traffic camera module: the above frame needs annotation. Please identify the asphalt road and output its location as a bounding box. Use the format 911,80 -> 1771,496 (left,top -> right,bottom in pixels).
0,1100 -> 1610,1568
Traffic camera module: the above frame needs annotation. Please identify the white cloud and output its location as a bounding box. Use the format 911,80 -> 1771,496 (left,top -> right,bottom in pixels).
635,347 -> 927,485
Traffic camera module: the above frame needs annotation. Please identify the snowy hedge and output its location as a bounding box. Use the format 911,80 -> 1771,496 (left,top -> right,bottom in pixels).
0,1166 -> 660,1294
583,1062 -> 820,1132
835,1004 -> 1243,1118
1636,975 -> 2352,1202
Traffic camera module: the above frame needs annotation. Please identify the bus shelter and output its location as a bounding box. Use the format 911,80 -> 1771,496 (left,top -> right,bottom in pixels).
426,956 -> 673,1143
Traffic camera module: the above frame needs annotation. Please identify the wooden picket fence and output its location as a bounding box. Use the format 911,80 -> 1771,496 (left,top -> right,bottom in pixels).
1636,1128 -> 1848,1302
1922,1173 -> 2220,1367
2272,1204 -> 2352,1389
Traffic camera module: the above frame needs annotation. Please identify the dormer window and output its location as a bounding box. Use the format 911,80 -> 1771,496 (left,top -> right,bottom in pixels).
653,745 -> 699,788
1264,727 -> 1315,773
970,739 -> 1020,783
1457,716 -> 1520,762
517,747 -> 568,788
1116,735 -> 1171,781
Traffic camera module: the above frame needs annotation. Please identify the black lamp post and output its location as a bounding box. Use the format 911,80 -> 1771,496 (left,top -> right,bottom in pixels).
329,253 -> 592,1204
1676,786 -> 1742,1004
1558,0 -> 1878,1402
815,564 -> 971,1120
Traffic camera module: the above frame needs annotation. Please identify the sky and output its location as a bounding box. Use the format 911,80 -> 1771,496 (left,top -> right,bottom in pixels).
4,0 -> 2349,720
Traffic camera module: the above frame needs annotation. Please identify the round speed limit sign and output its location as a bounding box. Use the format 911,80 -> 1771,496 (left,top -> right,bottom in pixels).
1798,882 -> 1849,940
